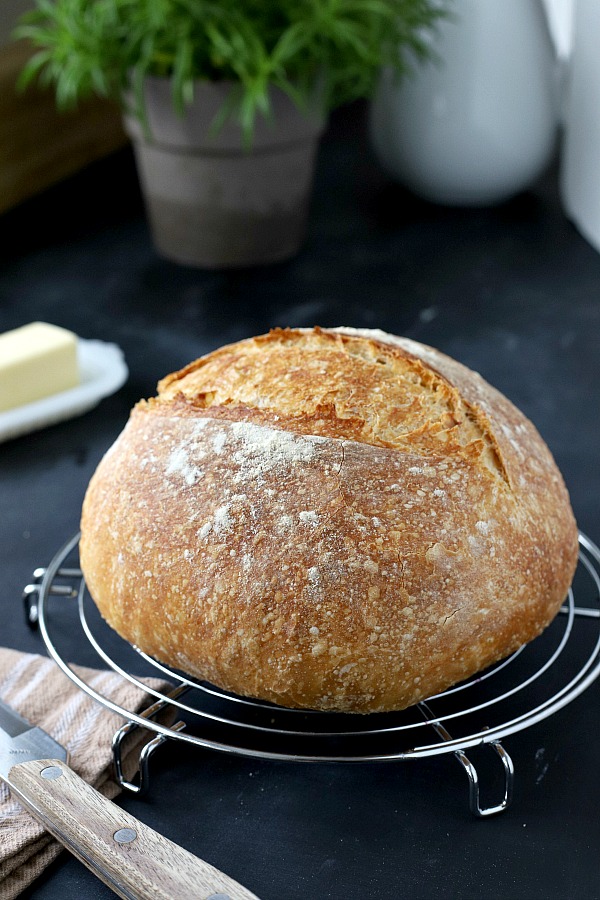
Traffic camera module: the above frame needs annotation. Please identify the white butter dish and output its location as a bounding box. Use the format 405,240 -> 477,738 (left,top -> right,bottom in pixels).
0,339 -> 128,443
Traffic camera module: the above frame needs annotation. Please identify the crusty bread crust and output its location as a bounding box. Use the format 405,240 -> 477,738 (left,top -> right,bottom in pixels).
80,328 -> 579,712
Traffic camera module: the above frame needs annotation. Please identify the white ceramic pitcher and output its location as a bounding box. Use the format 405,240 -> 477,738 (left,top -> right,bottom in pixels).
369,0 -> 559,206
560,0 -> 600,252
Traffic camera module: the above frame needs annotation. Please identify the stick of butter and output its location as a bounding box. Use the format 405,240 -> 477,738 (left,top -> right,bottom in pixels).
0,322 -> 80,413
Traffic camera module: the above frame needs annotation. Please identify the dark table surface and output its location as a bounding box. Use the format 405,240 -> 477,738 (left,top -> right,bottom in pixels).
1,103 -> 599,900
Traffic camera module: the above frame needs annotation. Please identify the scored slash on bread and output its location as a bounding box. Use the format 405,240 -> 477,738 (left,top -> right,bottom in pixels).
80,328 -> 578,713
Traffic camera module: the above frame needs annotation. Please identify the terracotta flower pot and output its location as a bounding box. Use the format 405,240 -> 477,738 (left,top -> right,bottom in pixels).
122,78 -> 326,268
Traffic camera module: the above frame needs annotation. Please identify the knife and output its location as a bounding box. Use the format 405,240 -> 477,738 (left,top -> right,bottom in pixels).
0,696 -> 260,900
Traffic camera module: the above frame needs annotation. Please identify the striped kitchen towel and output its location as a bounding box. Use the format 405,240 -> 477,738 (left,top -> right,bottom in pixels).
0,647 -> 173,899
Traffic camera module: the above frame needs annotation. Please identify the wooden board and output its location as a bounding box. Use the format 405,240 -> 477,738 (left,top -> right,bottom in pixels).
0,41 -> 128,214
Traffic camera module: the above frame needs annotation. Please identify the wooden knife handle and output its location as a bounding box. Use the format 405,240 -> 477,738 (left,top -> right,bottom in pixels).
8,758 -> 261,900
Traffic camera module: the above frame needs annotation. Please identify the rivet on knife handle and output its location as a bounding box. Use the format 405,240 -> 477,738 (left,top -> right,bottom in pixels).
7,758 -> 261,900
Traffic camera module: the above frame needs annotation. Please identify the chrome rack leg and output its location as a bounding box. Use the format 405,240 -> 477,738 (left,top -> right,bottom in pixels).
112,690 -> 187,796
22,566 -> 81,629
418,701 -> 515,817
454,741 -> 514,817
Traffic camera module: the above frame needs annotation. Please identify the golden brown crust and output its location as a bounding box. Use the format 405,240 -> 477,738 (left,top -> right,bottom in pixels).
80,328 -> 579,712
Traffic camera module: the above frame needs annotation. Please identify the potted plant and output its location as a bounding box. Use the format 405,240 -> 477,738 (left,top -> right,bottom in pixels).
16,0 -> 442,269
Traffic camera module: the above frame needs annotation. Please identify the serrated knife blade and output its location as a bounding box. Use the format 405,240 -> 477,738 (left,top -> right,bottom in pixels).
0,694 -> 259,900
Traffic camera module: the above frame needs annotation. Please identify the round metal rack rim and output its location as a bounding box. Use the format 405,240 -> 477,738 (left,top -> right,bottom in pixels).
26,530 -> 600,817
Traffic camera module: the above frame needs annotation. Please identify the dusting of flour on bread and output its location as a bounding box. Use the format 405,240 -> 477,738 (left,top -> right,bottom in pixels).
80,327 -> 578,713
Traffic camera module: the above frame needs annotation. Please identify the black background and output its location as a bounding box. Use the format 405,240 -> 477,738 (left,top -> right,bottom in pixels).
1,103 -> 599,899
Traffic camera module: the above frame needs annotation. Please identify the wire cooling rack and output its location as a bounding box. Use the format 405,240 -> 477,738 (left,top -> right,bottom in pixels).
23,531 -> 600,817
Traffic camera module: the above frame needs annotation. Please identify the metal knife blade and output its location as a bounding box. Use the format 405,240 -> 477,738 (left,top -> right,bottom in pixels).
0,694 -> 260,900
0,697 -> 68,779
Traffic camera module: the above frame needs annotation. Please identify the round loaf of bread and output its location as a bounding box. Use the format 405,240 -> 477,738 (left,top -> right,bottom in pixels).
80,327 -> 578,713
